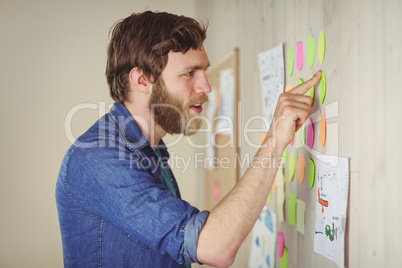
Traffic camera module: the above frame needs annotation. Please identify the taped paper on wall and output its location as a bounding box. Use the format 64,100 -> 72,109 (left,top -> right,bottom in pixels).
313,155 -> 349,268
258,44 -> 284,126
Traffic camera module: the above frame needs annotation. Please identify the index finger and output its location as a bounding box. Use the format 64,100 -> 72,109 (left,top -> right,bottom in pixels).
288,70 -> 322,95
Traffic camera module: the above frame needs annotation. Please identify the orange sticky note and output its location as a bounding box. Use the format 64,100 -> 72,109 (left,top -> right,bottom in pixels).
285,83 -> 293,92
297,153 -> 305,183
320,114 -> 327,147
260,133 -> 267,145
272,176 -> 277,193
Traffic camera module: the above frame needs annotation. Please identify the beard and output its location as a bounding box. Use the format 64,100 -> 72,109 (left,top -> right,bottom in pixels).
149,79 -> 209,136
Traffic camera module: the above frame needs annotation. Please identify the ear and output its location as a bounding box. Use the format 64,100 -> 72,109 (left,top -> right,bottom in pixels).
129,67 -> 150,94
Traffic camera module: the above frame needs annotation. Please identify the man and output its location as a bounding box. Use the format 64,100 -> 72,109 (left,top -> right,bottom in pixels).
56,11 -> 321,267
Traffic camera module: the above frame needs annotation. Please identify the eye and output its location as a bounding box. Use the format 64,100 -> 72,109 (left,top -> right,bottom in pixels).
184,71 -> 194,77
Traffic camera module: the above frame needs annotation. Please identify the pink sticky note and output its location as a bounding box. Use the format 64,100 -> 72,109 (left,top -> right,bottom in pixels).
277,232 -> 284,258
213,182 -> 220,201
296,41 -> 304,71
307,118 -> 314,149
289,139 -> 294,146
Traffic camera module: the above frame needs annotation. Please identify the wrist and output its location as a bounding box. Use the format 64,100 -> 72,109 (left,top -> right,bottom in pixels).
258,134 -> 284,169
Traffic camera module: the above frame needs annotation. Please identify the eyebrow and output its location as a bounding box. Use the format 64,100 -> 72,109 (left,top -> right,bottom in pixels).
179,63 -> 210,73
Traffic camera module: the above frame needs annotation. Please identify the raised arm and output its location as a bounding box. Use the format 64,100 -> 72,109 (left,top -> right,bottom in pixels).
196,70 -> 322,267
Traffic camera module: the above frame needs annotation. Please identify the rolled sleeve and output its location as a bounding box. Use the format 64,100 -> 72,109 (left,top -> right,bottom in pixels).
182,210 -> 210,264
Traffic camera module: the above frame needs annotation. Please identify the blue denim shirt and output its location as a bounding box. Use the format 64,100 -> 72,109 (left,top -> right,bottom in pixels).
56,102 -> 209,267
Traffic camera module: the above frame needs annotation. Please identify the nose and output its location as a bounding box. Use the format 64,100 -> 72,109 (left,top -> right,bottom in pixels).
195,72 -> 212,94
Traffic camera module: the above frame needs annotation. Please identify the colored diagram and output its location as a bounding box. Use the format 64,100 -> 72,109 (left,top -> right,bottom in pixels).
313,155 -> 349,268
318,188 -> 328,213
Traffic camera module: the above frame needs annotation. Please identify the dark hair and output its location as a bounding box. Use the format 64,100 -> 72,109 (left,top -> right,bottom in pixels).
106,11 -> 207,103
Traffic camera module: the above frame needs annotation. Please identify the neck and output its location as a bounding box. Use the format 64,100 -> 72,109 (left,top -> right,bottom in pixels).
123,101 -> 166,148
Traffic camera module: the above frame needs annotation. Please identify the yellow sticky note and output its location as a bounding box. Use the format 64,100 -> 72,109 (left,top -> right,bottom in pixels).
276,168 -> 285,222
277,203 -> 285,222
282,146 -> 288,163
280,247 -> 288,268
318,30 -> 326,64
288,193 -> 296,226
294,127 -> 305,148
295,78 -> 303,86
308,158 -> 315,189
319,70 -> 326,104
296,199 -> 306,235
287,48 -> 294,77
276,168 -> 285,203
288,153 -> 295,181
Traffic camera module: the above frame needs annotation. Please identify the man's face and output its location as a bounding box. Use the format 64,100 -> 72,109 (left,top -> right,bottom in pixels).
149,46 -> 211,136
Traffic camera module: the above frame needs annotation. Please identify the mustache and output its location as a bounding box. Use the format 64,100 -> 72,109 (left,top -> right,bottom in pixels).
193,93 -> 209,104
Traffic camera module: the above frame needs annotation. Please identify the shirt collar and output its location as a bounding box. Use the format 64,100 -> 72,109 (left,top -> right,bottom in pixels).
109,102 -> 169,156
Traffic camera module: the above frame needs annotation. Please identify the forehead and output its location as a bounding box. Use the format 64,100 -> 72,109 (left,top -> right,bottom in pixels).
163,46 -> 210,74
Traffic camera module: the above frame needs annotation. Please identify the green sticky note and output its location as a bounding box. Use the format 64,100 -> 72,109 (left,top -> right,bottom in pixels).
295,78 -> 303,86
287,48 -> 294,77
282,146 -> 288,163
305,75 -> 315,101
267,191 -> 272,202
318,30 -> 326,64
288,153 -> 295,181
280,247 -> 288,268
307,35 -> 315,67
296,199 -> 306,235
308,158 -> 315,188
288,193 -> 296,226
319,70 -> 326,104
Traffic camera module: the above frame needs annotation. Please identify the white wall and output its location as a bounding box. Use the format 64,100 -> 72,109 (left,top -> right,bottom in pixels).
195,0 -> 402,267
0,1 -> 200,267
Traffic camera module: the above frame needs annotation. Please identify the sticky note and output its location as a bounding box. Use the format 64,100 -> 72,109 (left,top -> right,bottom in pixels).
318,30 -> 326,64
320,114 -> 326,147
272,176 -> 277,193
308,158 -> 315,188
289,139 -> 294,146
285,83 -> 293,92
307,35 -> 315,67
277,232 -> 284,258
297,153 -> 305,183
280,247 -> 288,268
296,199 -> 306,235
276,168 -> 285,202
276,168 -> 285,222
260,133 -> 266,145
288,153 -> 295,181
265,210 -> 274,232
294,126 -> 305,148
278,203 -> 285,222
296,41 -> 304,71
282,146 -> 288,163
319,70 -> 326,104
305,76 -> 314,103
287,48 -> 294,77
288,193 -> 296,226
213,182 -> 220,200
267,191 -> 272,202
295,78 -> 303,86
306,118 -> 314,149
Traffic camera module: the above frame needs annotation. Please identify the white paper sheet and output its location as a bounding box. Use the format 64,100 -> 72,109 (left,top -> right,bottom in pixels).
215,69 -> 235,135
313,155 -> 349,268
258,44 -> 284,126
248,206 -> 277,268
